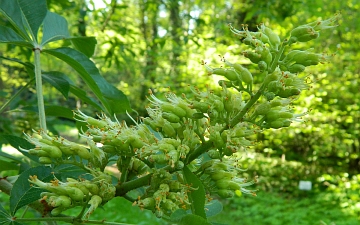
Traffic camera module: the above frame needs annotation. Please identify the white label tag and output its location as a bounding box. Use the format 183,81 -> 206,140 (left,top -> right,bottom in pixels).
299,181 -> 312,190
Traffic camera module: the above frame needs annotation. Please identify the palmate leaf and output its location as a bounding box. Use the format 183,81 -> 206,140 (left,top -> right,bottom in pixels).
42,71 -> 70,99
41,11 -> 70,46
43,47 -> 131,115
69,36 -> 97,58
0,26 -> 32,48
9,166 -> 52,215
0,0 -> 28,40
17,0 -> 47,42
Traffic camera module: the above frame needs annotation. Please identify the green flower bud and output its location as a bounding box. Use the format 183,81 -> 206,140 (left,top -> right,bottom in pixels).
208,149 -> 221,159
161,103 -> 187,118
211,171 -> 233,181
264,92 -> 275,101
269,119 -> 285,129
39,156 -> 52,164
192,112 -> 205,119
233,64 -> 253,84
64,187 -> 84,201
54,195 -> 72,208
162,122 -> 176,138
102,144 -> 116,153
86,117 -> 108,129
70,145 -> 91,160
41,145 -> 62,158
216,180 -> 231,189
217,189 -> 234,198
84,183 -> 99,195
258,61 -> 268,71
288,64 -> 306,73
149,154 -> 168,164
192,102 -> 209,113
51,207 -> 66,216
267,81 -> 283,93
138,197 -> 155,210
255,102 -> 271,115
163,199 -> 178,212
213,68 -> 239,81
162,112 -> 181,123
289,25 -> 320,43
29,149 -> 49,157
260,25 -> 281,50
242,50 -> 262,64
277,88 -> 301,98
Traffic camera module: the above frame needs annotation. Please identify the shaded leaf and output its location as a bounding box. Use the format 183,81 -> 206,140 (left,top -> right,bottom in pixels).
0,26 -> 32,48
17,0 -> 47,41
183,166 -> 207,219
0,160 -> 19,171
69,36 -> 97,57
205,200 -> 223,218
179,214 -> 211,225
41,11 -> 70,46
0,0 -> 28,40
0,135 -> 38,163
45,105 -> 73,119
69,86 -> 103,111
43,47 -> 131,114
42,71 -> 70,99
10,166 -> 52,215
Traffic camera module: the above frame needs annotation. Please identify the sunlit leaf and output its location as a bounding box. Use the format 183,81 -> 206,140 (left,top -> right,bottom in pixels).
69,36 -> 97,57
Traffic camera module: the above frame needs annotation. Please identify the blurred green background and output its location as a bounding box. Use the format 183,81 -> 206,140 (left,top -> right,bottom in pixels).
1,0 -> 359,224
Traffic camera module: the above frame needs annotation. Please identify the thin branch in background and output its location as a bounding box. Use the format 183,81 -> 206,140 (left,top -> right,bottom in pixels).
101,0 -> 117,32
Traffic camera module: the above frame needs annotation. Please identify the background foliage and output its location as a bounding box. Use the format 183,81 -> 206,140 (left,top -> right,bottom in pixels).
1,0 -> 359,224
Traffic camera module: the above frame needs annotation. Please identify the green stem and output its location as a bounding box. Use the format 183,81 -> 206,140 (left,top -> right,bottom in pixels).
269,41 -> 287,73
34,47 -> 47,132
227,82 -> 267,129
115,173 -> 152,196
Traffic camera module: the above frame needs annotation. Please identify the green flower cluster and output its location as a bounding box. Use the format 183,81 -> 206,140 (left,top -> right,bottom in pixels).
24,14 -> 339,220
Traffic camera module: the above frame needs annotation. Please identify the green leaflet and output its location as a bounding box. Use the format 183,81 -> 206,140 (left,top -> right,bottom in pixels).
182,166 -> 207,219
